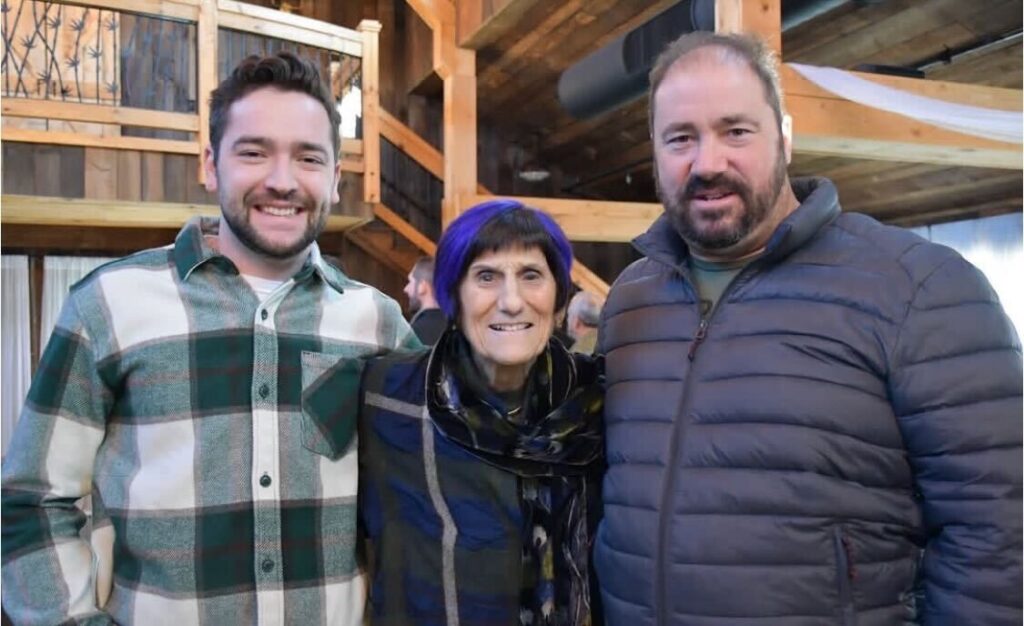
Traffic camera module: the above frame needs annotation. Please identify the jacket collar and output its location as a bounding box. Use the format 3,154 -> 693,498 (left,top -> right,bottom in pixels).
633,176 -> 841,270
172,216 -> 347,294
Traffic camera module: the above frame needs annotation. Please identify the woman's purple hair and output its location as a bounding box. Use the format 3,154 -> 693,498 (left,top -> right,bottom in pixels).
434,199 -> 574,320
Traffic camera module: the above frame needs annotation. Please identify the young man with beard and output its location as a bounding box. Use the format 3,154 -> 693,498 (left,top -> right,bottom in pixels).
595,32 -> 1022,626
1,52 -> 414,625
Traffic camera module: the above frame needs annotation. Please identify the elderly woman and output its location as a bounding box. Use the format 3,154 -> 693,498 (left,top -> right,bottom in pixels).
358,200 -> 604,626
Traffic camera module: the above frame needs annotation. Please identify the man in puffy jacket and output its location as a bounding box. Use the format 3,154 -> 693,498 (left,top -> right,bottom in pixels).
595,31 -> 1022,626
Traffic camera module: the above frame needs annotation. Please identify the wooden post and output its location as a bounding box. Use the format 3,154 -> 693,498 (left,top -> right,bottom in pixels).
715,0 -> 781,55
197,0 -> 219,184
28,255 -> 43,373
359,20 -> 383,204
442,46 -> 477,226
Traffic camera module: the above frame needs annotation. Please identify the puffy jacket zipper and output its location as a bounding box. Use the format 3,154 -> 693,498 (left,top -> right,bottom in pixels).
655,261 -> 763,626
833,526 -> 858,626
687,318 -> 708,360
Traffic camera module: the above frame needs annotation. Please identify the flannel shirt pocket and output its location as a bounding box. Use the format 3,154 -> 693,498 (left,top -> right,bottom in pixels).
300,351 -> 365,460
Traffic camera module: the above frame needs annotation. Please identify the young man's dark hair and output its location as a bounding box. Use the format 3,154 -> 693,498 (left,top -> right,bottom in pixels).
208,51 -> 341,161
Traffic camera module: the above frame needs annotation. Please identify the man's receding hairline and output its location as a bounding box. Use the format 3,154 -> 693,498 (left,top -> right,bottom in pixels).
659,44 -> 759,87
653,43 -> 783,127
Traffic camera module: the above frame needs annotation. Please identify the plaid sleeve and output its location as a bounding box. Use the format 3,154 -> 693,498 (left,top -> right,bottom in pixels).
2,292 -> 114,625
375,292 -> 422,352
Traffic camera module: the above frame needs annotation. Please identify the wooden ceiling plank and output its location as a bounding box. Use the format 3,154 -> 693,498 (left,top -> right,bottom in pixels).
805,0 -> 964,68
844,171 -> 1021,213
884,196 -> 1023,227
783,0 -> 916,62
858,22 -> 976,68
541,99 -> 647,156
927,42 -> 1023,89
459,0 -> 547,50
476,0 -> 584,93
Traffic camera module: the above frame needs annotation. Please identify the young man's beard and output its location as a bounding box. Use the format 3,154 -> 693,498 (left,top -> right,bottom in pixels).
658,141 -> 788,251
220,189 -> 328,260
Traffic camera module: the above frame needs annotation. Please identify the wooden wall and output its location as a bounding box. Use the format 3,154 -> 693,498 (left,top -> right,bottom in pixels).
2,143 -> 214,205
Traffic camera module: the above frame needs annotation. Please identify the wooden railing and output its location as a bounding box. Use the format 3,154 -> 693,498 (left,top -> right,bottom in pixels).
1,0 -> 381,204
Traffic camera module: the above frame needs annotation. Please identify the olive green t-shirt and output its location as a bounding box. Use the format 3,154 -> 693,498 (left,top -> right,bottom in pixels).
689,255 -> 749,317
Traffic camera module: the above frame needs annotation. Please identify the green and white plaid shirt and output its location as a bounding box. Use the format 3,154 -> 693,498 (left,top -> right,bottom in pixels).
1,217 -> 416,626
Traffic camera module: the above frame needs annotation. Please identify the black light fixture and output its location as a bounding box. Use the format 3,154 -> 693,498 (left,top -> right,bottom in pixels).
515,134 -> 550,183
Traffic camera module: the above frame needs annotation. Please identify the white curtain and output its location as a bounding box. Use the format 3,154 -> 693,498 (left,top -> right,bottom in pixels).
41,256 -> 116,350
2,256 -> 32,457
790,63 -> 1023,144
1,256 -> 115,458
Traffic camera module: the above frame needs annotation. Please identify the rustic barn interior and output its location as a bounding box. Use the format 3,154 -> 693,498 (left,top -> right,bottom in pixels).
1,0 -> 1021,366
1,2 -> 1021,622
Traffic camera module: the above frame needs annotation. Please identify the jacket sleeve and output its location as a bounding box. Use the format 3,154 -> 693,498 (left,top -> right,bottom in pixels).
889,253 -> 1023,626
1,294 -> 114,625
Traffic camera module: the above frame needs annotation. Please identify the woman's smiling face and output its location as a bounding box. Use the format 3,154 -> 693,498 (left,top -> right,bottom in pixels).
457,245 -> 558,392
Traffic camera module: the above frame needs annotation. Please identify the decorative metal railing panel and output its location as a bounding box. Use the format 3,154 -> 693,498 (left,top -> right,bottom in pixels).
1,0 -> 379,200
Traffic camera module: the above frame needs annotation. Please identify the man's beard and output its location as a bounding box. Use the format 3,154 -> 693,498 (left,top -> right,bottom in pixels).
407,290 -> 422,315
658,142 -> 788,251
220,188 -> 328,260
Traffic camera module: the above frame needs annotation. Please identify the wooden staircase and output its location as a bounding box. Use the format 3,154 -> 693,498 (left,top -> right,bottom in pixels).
346,111 -> 609,297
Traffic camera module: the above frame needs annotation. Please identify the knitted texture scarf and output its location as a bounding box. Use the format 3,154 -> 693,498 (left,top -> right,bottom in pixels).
427,330 -> 604,625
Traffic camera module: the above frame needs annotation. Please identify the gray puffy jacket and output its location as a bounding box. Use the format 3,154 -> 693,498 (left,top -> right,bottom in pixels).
595,178 -> 1022,626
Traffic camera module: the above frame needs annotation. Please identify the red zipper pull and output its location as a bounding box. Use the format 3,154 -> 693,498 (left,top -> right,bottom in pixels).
688,318 -> 709,361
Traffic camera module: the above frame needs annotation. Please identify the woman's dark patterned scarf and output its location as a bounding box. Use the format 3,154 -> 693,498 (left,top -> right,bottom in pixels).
427,329 -> 604,626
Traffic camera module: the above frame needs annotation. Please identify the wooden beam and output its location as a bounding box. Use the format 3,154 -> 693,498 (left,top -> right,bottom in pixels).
373,202 -> 437,255
217,0 -> 363,55
460,193 -> 661,243
404,0 -> 448,32
783,65 -> 1022,169
2,128 -> 198,154
28,254 -> 43,372
715,0 -> 781,55
3,100 -> 200,131
405,0 -> 456,75
442,48 -> 478,225
380,109 -> 445,179
339,157 -> 364,173
458,0 -> 545,50
782,63 -> 1022,112
197,0 -> 218,184
52,0 -> 199,21
341,138 -> 364,155
0,195 -> 366,231
571,257 -> 610,299
359,20 -> 383,204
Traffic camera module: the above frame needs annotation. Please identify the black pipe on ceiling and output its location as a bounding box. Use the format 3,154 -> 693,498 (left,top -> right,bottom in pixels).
556,0 -> 715,120
556,0 -> 877,121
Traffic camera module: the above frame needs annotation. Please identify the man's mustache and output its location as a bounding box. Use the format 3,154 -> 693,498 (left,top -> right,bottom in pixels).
682,174 -> 744,200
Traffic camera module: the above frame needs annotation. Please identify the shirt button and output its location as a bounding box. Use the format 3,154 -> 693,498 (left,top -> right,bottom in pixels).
259,384 -> 269,399
260,474 -> 272,488
261,559 -> 274,573
260,309 -> 268,321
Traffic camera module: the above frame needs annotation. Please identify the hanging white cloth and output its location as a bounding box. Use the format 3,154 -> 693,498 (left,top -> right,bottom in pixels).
789,63 -> 1023,144
40,256 -> 116,350
2,256 -> 32,458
